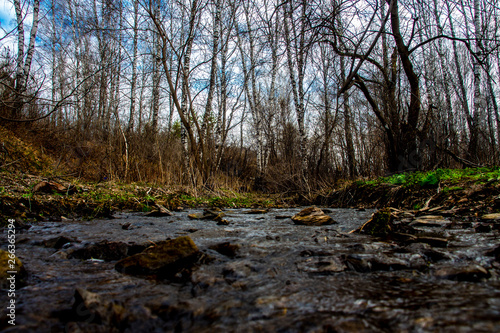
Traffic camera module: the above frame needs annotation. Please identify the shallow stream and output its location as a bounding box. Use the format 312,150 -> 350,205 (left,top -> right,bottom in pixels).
2,208 -> 500,332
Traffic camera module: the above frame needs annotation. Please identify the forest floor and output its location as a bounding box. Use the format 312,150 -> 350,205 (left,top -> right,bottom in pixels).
1,124 -> 499,224
1,167 -> 499,225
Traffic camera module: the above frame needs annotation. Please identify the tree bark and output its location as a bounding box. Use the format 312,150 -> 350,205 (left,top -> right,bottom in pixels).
202,0 -> 221,147
128,0 -> 139,133
13,0 -> 40,119
468,0 -> 486,162
387,0 -> 421,171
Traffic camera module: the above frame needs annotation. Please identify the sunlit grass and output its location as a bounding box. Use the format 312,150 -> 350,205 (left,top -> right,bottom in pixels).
359,167 -> 500,188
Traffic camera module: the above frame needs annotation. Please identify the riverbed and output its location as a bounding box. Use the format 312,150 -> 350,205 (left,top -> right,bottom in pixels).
1,208 -> 500,332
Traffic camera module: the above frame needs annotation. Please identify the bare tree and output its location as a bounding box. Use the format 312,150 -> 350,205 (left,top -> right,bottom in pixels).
12,0 -> 40,119
283,0 -> 309,180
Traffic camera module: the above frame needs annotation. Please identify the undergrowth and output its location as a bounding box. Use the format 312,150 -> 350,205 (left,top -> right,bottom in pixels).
360,167 -> 500,188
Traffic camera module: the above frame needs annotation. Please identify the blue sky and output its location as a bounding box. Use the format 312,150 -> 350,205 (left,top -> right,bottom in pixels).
0,0 -> 14,30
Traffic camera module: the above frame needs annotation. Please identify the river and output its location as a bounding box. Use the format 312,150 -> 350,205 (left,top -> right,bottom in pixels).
1,208 -> 500,332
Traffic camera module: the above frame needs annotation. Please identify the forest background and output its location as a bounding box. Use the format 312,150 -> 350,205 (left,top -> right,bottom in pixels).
1,0 -> 500,195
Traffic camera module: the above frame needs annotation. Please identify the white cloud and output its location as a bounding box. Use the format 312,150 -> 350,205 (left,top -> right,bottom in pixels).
0,0 -> 15,29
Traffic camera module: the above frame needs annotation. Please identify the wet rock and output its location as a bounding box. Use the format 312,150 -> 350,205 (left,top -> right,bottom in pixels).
115,236 -> 200,280
341,253 -> 426,273
245,209 -> 269,214
222,260 -> 257,284
291,207 -> 336,226
209,242 -> 240,258
188,209 -> 229,225
369,255 -> 415,272
191,271 -> 225,295
485,245 -> 500,261
475,223 -> 492,233
68,288 -> 127,325
121,222 -> 133,230
216,219 -> 230,225
0,249 -> 28,289
188,209 -> 222,220
300,249 -> 333,257
213,213 -> 229,225
42,235 -> 78,249
147,298 -> 217,331
352,208 -> 394,236
296,257 -> 346,274
434,264 -> 490,282
145,203 -> 173,217
341,254 -> 373,272
68,241 -> 145,261
403,243 -> 450,263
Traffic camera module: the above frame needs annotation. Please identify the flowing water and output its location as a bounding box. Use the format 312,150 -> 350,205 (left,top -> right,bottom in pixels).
1,208 -> 500,332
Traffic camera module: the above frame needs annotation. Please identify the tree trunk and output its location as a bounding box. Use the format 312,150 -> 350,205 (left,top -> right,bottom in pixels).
387,0 -> 421,171
202,0 -> 221,148
468,0 -> 486,162
432,0 -> 455,151
128,0 -> 139,133
13,0 -> 40,119
283,0 -> 308,181
340,56 -> 356,178
180,0 -> 199,182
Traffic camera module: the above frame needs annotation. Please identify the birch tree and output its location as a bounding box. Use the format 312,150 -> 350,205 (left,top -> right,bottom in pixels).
127,0 -> 140,133
12,0 -> 40,119
283,0 -> 309,180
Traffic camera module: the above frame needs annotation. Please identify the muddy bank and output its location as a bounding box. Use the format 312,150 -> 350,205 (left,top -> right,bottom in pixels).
1,169 -> 499,224
318,181 -> 500,218
0,174 -> 292,223
1,208 -> 500,332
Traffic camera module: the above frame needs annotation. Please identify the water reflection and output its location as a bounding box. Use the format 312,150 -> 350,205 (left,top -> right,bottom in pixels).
2,208 -> 500,332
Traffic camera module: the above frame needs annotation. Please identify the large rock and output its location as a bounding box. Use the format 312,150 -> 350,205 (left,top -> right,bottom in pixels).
291,207 -> 336,226
115,236 -> 200,280
0,249 -> 28,289
188,209 -> 229,225
68,241 -> 146,261
351,208 -> 394,236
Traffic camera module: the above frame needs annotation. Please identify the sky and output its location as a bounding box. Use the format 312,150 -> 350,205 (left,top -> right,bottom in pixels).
0,0 -> 36,53
0,0 -> 15,48
0,0 -> 14,29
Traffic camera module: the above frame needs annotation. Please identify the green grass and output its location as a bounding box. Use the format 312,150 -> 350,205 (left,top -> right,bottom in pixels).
360,167 -> 500,188
441,186 -> 464,193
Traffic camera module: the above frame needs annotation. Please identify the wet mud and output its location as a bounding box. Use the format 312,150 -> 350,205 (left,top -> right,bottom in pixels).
1,208 -> 500,332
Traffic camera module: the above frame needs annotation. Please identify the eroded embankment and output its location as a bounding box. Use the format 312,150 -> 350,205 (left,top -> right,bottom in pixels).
318,180 -> 500,219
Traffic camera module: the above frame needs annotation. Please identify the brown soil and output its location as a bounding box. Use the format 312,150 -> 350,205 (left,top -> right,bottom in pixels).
319,181 -> 500,219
